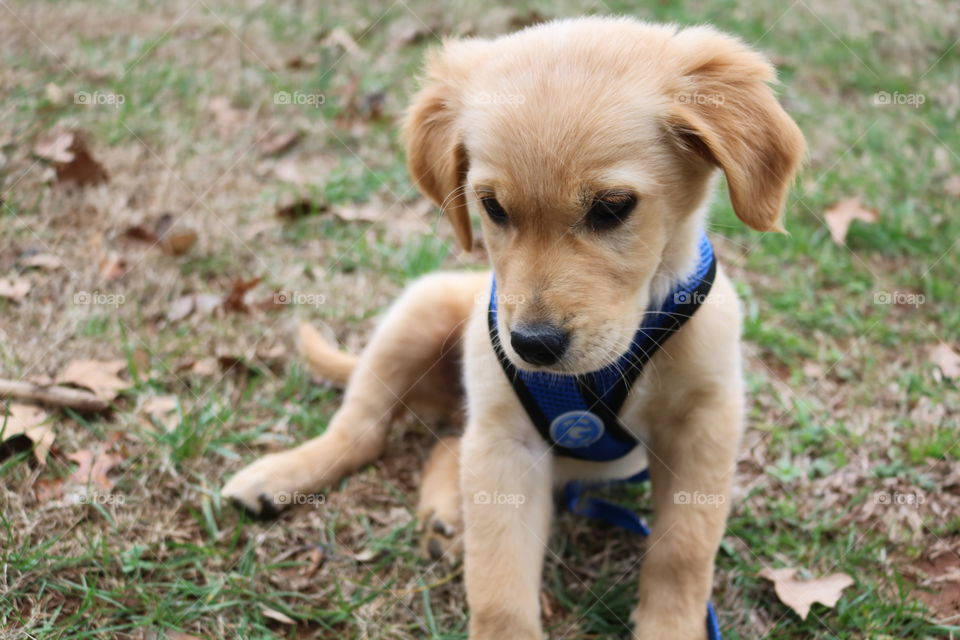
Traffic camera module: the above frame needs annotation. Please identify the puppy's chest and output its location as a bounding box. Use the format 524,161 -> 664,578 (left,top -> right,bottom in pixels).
616,381 -> 660,445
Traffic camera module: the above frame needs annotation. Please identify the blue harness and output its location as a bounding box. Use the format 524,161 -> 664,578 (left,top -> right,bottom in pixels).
488,232 -> 722,639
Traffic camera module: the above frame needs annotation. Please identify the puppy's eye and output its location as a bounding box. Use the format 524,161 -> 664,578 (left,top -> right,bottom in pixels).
480,197 -> 508,225
586,195 -> 637,231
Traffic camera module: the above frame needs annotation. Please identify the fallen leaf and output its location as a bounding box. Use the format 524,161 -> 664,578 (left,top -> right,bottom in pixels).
302,546 -> 326,578
323,27 -> 361,56
759,567 -> 854,619
124,214 -> 197,256
167,295 -> 195,322
33,130 -> 76,163
142,395 -> 180,431
945,175 -> 960,198
35,477 -> 65,501
191,358 -> 218,376
99,252 -> 127,281
160,229 -> 197,256
285,54 -> 320,70
123,224 -> 157,242
67,448 -> 120,491
273,158 -> 307,184
166,633 -> 205,640
260,607 -> 296,625
132,348 -> 151,373
20,253 -> 63,270
166,292 -> 221,323
208,96 -> 245,135
388,18 -> 432,50
823,198 -> 878,245
0,277 -> 31,302
259,131 -> 301,156
44,82 -> 66,105
276,199 -> 326,220
0,403 -> 54,464
930,343 -> 960,380
33,129 -> 108,186
56,359 -> 131,402
353,548 -> 379,563
223,277 -> 262,312
358,91 -> 387,121
332,203 -> 383,223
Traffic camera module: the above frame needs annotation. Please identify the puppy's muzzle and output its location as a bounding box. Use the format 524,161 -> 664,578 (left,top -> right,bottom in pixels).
509,323 -> 569,366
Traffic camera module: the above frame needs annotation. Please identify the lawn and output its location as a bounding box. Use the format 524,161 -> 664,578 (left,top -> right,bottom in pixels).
1,0 -> 958,638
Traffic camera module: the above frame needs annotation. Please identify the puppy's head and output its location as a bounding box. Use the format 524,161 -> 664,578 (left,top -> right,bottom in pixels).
404,18 -> 804,373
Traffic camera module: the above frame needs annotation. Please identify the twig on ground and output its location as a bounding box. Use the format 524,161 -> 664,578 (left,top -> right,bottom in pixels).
0,379 -> 109,412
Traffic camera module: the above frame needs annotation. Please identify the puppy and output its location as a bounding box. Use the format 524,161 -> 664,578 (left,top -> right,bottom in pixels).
224,17 -> 804,639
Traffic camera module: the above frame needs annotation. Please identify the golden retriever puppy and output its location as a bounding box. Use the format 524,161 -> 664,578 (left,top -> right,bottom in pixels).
224,17 -> 804,639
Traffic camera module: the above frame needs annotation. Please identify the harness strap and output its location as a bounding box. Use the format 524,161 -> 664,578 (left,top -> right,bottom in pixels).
487,234 -> 717,461
564,472 -> 723,639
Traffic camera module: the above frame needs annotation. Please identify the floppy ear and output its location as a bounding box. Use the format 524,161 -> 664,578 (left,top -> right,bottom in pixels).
668,27 -> 806,232
403,41 -> 486,251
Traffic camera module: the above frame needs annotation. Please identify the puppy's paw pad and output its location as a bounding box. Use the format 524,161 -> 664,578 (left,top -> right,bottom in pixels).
222,454 -> 301,518
419,515 -> 462,564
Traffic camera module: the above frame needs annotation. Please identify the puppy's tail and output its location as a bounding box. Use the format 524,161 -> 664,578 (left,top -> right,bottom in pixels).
297,322 -> 358,386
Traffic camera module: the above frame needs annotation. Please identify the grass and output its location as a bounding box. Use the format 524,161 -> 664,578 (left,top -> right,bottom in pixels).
1,0 -> 958,638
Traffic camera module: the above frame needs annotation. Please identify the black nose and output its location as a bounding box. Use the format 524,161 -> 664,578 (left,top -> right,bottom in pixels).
510,324 -> 569,366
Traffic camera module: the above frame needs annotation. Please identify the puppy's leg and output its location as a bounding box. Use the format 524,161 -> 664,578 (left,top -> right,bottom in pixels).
631,395 -> 742,640
417,436 -> 463,562
461,419 -> 552,640
223,273 -> 476,515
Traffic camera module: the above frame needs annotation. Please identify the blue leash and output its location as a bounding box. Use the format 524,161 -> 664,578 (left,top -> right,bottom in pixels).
563,471 -> 722,640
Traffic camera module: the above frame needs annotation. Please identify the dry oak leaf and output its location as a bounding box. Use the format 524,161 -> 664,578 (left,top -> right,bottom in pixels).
260,607 -> 296,625
20,253 -> 63,271
276,199 -> 326,220
56,359 -> 131,402
930,342 -> 960,380
945,175 -> 960,198
0,277 -> 31,302
99,252 -> 127,281
166,292 -> 222,323
33,129 -> 108,186
208,96 -> 245,135
0,403 -> 54,464
124,213 -> 197,256
259,131 -> 301,156
223,277 -> 262,313
759,567 -> 854,619
67,448 -> 120,491
823,198 -> 878,245
142,395 -> 180,431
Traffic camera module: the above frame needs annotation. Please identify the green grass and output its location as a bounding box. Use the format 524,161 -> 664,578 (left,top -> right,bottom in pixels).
1,0 -> 958,638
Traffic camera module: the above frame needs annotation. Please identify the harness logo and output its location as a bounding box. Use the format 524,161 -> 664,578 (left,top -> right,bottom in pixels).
550,411 -> 605,448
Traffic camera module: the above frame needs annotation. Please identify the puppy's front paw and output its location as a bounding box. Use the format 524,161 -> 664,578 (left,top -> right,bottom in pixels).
222,452 -> 309,517
630,606 -> 707,640
417,508 -> 463,564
